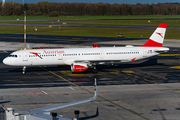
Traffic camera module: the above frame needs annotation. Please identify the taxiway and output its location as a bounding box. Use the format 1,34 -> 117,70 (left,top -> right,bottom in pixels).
0,34 -> 180,120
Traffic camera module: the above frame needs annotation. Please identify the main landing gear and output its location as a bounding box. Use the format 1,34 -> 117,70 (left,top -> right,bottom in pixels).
22,66 -> 26,74
92,67 -> 98,73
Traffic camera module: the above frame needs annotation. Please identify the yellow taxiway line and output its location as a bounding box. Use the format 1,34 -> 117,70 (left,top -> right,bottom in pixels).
158,54 -> 180,56
169,66 -> 180,69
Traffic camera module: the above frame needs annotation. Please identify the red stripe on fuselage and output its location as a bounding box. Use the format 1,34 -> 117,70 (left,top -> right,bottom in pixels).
141,39 -> 163,47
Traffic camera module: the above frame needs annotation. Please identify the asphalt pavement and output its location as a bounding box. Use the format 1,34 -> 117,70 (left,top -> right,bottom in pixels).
1,34 -> 180,120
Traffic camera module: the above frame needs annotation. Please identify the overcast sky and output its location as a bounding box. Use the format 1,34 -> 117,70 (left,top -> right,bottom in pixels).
4,0 -> 180,4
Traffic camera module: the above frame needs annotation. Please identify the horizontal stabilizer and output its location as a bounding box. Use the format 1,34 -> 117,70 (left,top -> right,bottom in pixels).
154,47 -> 169,53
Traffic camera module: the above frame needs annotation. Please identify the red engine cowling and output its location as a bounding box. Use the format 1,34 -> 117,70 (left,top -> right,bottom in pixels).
71,63 -> 88,72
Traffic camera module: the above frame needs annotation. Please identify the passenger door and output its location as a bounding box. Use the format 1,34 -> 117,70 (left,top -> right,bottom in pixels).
100,51 -> 105,59
22,51 -> 28,61
143,48 -> 147,57
58,54 -> 63,60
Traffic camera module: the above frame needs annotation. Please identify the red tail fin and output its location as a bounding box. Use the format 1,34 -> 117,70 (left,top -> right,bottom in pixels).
141,23 -> 167,47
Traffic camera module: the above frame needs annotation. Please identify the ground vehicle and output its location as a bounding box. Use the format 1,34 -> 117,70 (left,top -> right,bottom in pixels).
117,33 -> 125,38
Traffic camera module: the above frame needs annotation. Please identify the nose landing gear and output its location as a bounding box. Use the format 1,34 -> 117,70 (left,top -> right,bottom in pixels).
22,66 -> 26,74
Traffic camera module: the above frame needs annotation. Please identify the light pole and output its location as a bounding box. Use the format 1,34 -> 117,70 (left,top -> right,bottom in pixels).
23,0 -> 26,48
2,0 -> 5,6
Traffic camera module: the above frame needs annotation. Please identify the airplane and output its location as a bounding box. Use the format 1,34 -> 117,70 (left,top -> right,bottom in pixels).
3,23 -> 169,74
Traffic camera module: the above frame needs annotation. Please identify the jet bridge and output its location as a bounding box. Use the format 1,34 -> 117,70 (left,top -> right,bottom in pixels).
0,106 -> 6,120
2,107 -> 70,120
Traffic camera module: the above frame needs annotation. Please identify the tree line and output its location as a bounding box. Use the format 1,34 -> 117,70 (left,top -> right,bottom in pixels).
1,1 -> 180,16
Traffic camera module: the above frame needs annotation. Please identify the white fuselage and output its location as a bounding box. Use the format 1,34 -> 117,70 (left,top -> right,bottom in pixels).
3,46 -> 168,67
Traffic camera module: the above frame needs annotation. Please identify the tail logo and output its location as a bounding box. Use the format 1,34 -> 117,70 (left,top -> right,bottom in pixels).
156,32 -> 163,38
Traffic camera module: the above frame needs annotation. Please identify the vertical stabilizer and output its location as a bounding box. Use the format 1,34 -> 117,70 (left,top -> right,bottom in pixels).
141,23 -> 167,47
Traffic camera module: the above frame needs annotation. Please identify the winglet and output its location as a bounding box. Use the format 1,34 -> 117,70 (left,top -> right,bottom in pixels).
92,78 -> 97,100
141,23 -> 167,47
30,79 -> 97,114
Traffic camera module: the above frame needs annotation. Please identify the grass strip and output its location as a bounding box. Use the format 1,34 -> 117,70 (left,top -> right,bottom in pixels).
2,20 -> 180,27
0,25 -> 178,39
1,15 -> 180,20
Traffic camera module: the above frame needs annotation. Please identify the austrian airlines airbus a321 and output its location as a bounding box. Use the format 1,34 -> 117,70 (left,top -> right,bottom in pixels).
3,23 -> 169,74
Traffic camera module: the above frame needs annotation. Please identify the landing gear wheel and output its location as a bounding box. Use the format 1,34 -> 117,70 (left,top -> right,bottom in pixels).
92,69 -> 98,73
22,66 -> 26,74
22,71 -> 26,74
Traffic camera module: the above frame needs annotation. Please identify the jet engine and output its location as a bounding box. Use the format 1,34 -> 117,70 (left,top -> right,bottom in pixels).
71,63 -> 88,72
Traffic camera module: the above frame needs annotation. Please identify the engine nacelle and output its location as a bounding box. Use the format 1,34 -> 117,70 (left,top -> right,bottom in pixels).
71,63 -> 88,72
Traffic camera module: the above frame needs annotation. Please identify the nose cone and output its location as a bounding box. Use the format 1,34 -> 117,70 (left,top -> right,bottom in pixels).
3,58 -> 9,65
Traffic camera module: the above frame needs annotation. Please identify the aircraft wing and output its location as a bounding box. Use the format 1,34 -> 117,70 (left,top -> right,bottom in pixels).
30,79 -> 97,114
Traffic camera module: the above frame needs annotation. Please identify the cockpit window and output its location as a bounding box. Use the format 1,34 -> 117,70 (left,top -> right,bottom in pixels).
8,54 -> 18,58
